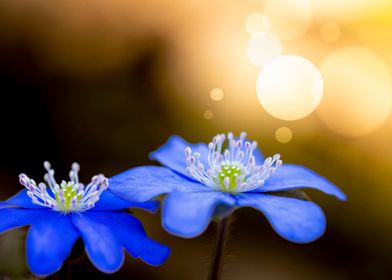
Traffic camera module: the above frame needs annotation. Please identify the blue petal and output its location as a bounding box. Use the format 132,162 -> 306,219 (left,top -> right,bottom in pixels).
93,190 -> 159,213
0,208 -> 39,234
109,166 -> 206,203
150,135 -> 265,172
162,190 -> 236,238
5,190 -> 45,209
92,211 -> 170,266
26,212 -> 79,276
0,201 -> 8,208
71,212 -> 125,274
260,164 -> 346,201
236,193 -> 326,243
149,135 -> 209,179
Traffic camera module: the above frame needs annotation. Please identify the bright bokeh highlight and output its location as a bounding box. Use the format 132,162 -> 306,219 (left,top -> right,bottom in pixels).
263,0 -> 313,40
246,33 -> 282,67
257,55 -> 323,121
320,22 -> 341,43
245,13 -> 270,36
318,46 -> 392,137
210,88 -> 224,101
275,127 -> 293,143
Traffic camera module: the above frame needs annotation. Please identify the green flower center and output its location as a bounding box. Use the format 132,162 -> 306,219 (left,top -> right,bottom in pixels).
215,164 -> 244,191
54,181 -> 83,211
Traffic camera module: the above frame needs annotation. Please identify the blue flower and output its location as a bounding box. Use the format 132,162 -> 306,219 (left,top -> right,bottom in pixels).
0,162 -> 170,277
110,132 -> 346,243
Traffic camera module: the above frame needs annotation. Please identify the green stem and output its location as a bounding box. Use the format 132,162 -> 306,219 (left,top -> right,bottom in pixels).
208,215 -> 231,280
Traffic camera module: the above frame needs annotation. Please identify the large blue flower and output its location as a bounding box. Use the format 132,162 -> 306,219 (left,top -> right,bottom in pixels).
110,132 -> 346,243
0,162 -> 170,277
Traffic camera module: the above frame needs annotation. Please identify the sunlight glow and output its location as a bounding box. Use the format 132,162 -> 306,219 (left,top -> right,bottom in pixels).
210,88 -> 224,101
257,55 -> 323,121
245,13 -> 270,36
320,22 -> 341,43
318,46 -> 392,137
246,33 -> 282,67
263,0 -> 313,40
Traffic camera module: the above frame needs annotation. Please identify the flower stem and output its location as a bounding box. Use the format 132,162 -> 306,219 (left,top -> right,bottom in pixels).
208,215 -> 231,280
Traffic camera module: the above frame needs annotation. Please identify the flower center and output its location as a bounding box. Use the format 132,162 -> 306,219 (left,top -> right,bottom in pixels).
19,162 -> 108,212
215,162 -> 245,191
185,132 -> 282,193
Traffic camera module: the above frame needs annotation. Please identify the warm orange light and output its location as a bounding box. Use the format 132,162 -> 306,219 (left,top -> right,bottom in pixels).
263,0 -> 313,40
245,13 -> 270,36
318,46 -> 392,137
320,22 -> 341,43
203,110 -> 214,120
275,127 -> 293,143
257,55 -> 323,121
210,88 -> 224,101
246,33 -> 282,67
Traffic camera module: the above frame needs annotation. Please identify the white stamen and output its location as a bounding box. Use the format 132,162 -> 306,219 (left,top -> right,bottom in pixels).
18,162 -> 108,212
184,132 -> 282,193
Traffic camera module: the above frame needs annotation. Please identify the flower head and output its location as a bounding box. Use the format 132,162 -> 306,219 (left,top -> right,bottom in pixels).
0,162 -> 170,276
19,162 -> 108,212
110,132 -> 346,243
185,132 -> 281,192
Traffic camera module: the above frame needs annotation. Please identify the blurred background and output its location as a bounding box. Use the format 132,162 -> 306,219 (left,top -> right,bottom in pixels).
0,0 -> 392,279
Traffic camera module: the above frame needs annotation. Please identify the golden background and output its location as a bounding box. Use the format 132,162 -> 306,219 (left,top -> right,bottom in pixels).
0,0 -> 391,279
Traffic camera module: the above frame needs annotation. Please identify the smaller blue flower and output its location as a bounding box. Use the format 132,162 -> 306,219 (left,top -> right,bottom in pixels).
0,162 -> 170,277
110,132 -> 346,243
